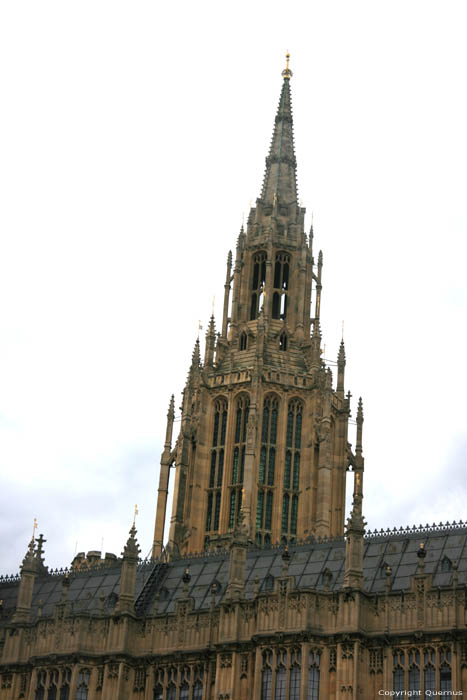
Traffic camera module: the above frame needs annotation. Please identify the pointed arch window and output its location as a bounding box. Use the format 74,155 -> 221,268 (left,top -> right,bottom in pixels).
35,671 -> 46,700
289,648 -> 301,700
272,253 -> 290,320
439,647 -> 452,691
282,400 -> 302,538
307,649 -> 321,700
206,398 -> 228,534
408,650 -> 420,692
193,666 -> 204,700
261,651 -> 273,700
279,332 -> 287,351
59,669 -> 71,700
239,332 -> 248,351
48,670 -> 59,700
256,396 -> 279,543
76,669 -> 90,700
250,252 -> 267,320
229,394 -> 249,529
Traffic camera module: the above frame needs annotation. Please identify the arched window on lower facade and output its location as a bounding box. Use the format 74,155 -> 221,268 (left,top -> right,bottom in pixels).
261,650 -> 273,700
308,649 -> 321,700
76,669 -> 90,700
35,670 -> 47,700
206,398 -> 228,535
193,666 -> 204,700
59,668 -> 71,700
275,657 -> 286,700
47,670 -> 59,700
282,399 -> 302,539
289,649 -> 301,700
439,647 -> 452,691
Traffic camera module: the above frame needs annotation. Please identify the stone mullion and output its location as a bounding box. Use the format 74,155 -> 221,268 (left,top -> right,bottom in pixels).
69,665 -> 80,700
253,647 -> 262,699
26,668 -> 37,700
272,398 -> 287,543
435,646 -> 440,693
285,653 -> 291,700
203,402 -> 218,541
452,642 -> 458,696
300,643 -> 309,700
318,646 -> 329,700
271,649 -> 278,700
331,414 -> 347,537
219,395 -> 235,534
382,650 -> 390,699
264,249 -> 273,320
145,664 -> 155,700
238,250 -> 251,325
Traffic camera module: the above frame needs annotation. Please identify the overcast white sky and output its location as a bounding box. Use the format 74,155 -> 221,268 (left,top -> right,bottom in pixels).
1,1 -> 467,574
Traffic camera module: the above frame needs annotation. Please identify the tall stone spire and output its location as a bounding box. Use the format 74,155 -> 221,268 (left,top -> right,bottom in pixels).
163,58 -> 358,554
260,53 -> 297,206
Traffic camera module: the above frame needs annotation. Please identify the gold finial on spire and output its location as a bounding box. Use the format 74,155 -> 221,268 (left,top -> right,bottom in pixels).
133,504 -> 139,527
282,51 -> 293,80
32,517 -> 38,540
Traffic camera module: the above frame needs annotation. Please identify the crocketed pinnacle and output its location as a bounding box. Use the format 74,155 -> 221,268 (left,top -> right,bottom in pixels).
122,524 -> 141,559
191,338 -> 200,368
260,65 -> 298,206
338,339 -> 346,364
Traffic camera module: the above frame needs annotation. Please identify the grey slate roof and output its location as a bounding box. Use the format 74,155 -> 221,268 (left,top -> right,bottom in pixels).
1,525 -> 465,624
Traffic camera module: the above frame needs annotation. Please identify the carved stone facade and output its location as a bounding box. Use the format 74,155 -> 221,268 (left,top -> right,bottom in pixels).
1,59 -> 466,699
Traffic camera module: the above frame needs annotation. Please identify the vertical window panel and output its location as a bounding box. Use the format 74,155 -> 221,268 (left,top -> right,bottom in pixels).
265,492 -> 273,530
275,667 -> 286,700
284,451 -> 291,489
261,669 -> 272,700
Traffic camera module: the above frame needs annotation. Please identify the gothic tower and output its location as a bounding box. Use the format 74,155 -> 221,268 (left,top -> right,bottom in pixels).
152,56 -> 362,558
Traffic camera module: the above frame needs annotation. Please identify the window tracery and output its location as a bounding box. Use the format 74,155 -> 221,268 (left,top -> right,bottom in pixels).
282,400 -> 302,538
256,396 -> 279,544
206,398 -> 228,534
229,395 -> 249,529
392,646 -> 452,693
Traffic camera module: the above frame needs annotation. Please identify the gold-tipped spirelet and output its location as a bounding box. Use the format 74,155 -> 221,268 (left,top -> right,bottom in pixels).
282,51 -> 293,79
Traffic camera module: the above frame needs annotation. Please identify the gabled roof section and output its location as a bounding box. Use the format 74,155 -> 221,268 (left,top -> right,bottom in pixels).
260,63 -> 298,206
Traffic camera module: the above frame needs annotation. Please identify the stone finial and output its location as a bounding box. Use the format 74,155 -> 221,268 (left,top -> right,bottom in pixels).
337,339 -> 346,395
282,51 -> 293,80
123,525 -> 141,561
114,524 -> 141,615
417,541 -> 427,574
182,568 -> 191,597
281,546 -> 291,575
385,564 -> 392,593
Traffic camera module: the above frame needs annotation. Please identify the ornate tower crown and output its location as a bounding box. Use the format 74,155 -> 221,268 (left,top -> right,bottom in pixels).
152,57 -> 363,558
